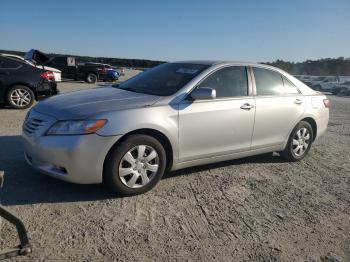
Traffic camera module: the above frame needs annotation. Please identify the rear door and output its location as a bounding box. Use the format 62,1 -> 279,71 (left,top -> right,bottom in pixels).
251,67 -> 305,149
178,66 -> 255,162
0,58 -> 22,102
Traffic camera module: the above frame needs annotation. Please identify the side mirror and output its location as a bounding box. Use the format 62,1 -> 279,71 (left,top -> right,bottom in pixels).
190,87 -> 216,100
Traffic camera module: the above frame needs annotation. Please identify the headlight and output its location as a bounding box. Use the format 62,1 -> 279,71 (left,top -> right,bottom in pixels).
46,119 -> 107,135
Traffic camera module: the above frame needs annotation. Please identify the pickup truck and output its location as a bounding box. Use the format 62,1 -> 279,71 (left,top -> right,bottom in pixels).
47,57 -> 116,83
26,50 -> 118,83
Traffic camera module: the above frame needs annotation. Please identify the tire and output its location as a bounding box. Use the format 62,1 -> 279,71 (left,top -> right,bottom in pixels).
85,73 -> 98,83
6,85 -> 35,109
104,134 -> 166,196
281,121 -> 314,162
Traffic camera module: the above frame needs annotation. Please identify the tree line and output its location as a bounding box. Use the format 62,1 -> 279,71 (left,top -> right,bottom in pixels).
1,49 -> 349,75
264,57 -> 350,76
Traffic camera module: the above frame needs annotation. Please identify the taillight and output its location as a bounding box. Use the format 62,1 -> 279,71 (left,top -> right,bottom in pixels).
40,71 -> 55,80
323,99 -> 330,108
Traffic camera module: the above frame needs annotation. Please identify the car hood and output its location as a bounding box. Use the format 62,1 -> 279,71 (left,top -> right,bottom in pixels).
34,87 -> 161,120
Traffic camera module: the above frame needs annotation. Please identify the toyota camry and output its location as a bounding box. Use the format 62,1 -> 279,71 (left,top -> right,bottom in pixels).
22,61 -> 329,195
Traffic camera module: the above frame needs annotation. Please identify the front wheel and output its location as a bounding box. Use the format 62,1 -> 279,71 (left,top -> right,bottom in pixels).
281,121 -> 314,161
104,135 -> 166,196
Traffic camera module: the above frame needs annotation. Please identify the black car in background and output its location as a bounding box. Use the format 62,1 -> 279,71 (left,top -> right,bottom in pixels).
0,56 -> 58,109
44,56 -> 112,83
25,50 -> 119,83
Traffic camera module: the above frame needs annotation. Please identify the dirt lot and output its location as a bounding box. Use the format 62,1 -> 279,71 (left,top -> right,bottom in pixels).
0,80 -> 349,261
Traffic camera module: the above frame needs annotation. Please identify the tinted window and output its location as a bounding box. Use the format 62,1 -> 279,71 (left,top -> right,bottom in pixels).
116,63 -> 209,96
253,67 -> 285,95
198,66 -> 248,97
0,58 -> 21,69
282,76 -> 299,94
51,57 -> 67,65
5,56 -> 23,62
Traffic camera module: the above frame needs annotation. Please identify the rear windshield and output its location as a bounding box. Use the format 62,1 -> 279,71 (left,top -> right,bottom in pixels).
115,63 -> 209,96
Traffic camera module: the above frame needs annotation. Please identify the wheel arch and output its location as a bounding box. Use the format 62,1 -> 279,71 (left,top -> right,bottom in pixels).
300,117 -> 317,141
103,128 -> 174,181
283,116 -> 318,150
5,83 -> 38,101
85,71 -> 99,78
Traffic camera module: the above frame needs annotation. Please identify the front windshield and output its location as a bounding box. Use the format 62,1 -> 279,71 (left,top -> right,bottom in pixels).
115,63 -> 209,96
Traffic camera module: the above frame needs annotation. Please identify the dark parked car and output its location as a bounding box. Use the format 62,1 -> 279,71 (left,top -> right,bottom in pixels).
332,81 -> 350,95
0,56 -> 58,109
25,50 -> 119,83
46,56 -> 114,83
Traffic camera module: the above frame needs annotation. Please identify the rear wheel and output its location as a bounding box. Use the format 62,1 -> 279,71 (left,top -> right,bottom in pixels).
104,135 -> 166,196
281,121 -> 314,161
6,85 -> 35,109
85,73 -> 98,83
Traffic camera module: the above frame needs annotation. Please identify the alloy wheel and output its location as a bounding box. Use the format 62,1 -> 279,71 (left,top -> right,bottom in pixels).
10,89 -> 32,107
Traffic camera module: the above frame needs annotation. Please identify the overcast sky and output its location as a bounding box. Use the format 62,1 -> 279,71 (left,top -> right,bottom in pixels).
1,0 -> 349,62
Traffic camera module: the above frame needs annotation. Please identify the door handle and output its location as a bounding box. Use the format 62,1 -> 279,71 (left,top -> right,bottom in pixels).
240,103 -> 254,110
294,99 -> 303,105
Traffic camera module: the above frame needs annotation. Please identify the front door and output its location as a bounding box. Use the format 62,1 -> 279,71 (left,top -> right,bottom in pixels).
178,66 -> 255,162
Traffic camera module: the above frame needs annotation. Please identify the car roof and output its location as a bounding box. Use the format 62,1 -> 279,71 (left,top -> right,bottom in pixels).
174,60 -> 268,67
173,60 -> 297,76
1,53 -> 25,60
0,54 -> 26,63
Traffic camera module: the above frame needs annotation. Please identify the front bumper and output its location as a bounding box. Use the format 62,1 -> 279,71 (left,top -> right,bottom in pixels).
22,132 -> 122,184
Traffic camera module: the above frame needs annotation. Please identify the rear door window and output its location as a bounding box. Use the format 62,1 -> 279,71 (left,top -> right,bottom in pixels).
253,67 -> 285,96
282,76 -> 299,94
0,58 -> 21,69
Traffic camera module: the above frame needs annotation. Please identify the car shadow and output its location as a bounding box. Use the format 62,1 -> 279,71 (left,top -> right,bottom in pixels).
0,135 -> 117,206
163,153 -> 285,180
0,104 -> 17,110
0,135 -> 284,206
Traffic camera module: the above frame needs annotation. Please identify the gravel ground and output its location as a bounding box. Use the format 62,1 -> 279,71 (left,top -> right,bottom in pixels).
0,79 -> 349,261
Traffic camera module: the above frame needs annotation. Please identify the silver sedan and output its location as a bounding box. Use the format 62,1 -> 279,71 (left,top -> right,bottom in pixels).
22,61 -> 329,195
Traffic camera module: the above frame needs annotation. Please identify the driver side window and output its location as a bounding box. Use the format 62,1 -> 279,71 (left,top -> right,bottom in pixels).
197,66 -> 248,98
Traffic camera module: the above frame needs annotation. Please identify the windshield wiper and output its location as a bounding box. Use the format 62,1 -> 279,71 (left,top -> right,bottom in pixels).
113,85 -> 143,94
112,85 -> 161,96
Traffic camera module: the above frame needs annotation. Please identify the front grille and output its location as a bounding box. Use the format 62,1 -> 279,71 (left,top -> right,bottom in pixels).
23,118 -> 46,136
22,109 -> 56,137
